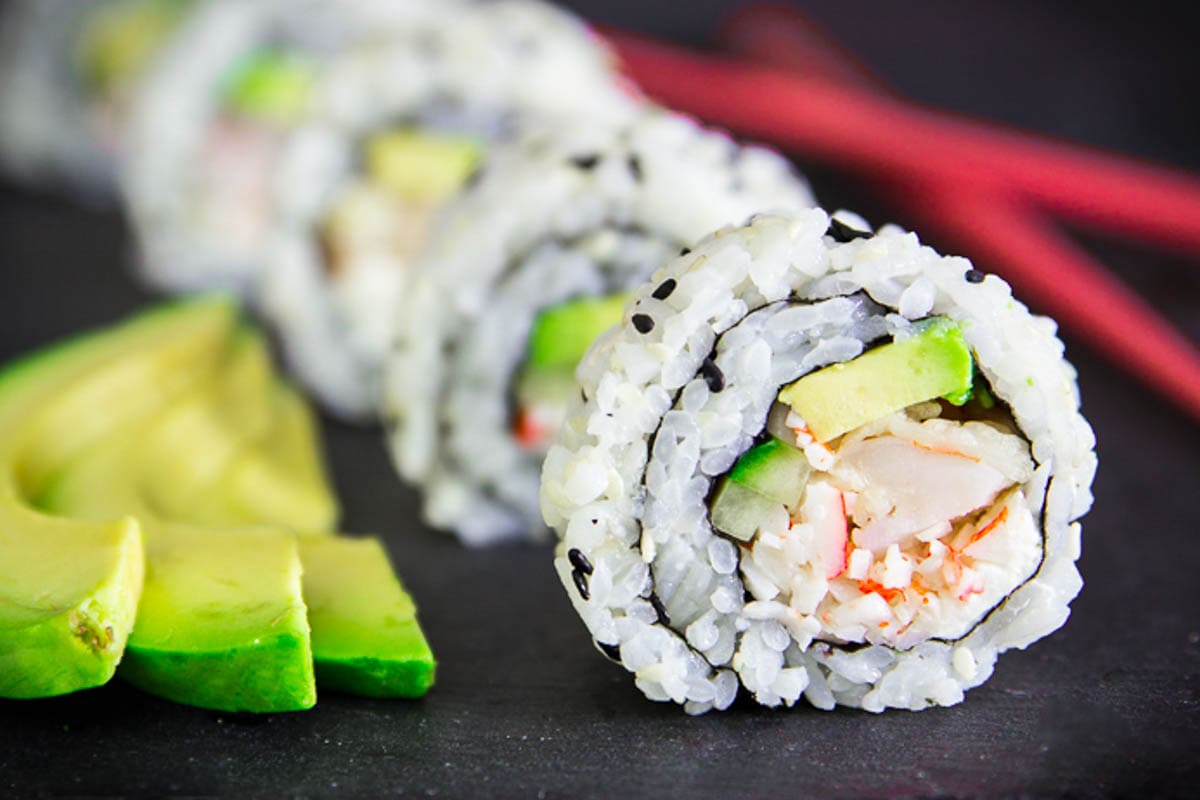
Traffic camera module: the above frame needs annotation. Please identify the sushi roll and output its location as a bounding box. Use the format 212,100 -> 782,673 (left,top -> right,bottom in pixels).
258,0 -> 638,419
122,0 -> 459,298
384,111 -> 816,545
540,210 -> 1096,713
0,0 -> 196,197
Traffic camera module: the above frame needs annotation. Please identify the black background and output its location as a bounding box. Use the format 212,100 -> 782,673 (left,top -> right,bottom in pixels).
2,2 -> 1198,797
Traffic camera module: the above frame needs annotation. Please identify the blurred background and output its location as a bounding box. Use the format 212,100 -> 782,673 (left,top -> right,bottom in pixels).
0,1 -> 1196,797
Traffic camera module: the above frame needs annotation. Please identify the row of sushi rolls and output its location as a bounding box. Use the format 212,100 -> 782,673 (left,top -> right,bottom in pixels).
0,0 -> 1095,715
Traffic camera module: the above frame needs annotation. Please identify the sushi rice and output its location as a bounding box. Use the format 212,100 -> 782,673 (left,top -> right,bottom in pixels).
258,0 -> 638,419
540,210 -> 1096,713
385,110 -> 816,545
0,0 -> 195,197
122,0 -> 461,299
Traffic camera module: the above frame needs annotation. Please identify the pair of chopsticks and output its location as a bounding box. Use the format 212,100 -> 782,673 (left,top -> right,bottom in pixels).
598,7 -> 1200,422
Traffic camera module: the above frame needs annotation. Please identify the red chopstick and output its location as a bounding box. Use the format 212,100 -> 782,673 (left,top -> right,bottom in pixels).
601,27 -> 1200,256
709,4 -> 1200,420
595,16 -> 1200,420
906,183 -> 1200,418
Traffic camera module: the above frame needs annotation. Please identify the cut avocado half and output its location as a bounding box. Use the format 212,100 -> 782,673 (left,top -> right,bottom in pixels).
710,436 -> 810,542
40,334 -> 316,712
778,317 -> 974,442
0,298 -> 238,698
365,129 -> 482,204
526,293 -> 631,372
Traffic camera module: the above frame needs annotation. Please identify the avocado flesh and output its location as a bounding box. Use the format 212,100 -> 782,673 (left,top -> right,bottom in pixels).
710,437 -> 810,542
366,129 -> 482,204
177,383 -> 339,534
221,48 -> 315,126
122,525 -> 313,712
136,327 -> 276,522
778,317 -> 974,442
300,538 -> 435,698
0,299 -> 238,698
40,336 -> 316,712
526,293 -> 631,372
151,391 -> 432,698
78,0 -> 190,94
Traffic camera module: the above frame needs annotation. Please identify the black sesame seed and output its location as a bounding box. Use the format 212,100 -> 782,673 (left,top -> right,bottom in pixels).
572,568 -> 590,601
965,269 -> 986,284
826,217 -> 871,243
570,153 -> 600,170
627,154 -> 643,181
649,593 -> 670,626
632,314 -> 655,334
651,278 -> 677,300
567,547 -> 593,575
679,247 -> 692,256
597,641 -> 622,662
700,357 -> 725,392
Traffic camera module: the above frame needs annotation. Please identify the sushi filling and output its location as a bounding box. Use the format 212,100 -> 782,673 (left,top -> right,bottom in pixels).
710,319 -> 1043,650
512,291 -> 629,451
193,46 -> 317,249
507,226 -> 680,452
76,0 -> 193,146
318,127 -> 482,279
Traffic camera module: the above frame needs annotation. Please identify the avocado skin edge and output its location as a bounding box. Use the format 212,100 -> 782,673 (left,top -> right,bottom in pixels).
119,625 -> 316,712
314,654 -> 435,700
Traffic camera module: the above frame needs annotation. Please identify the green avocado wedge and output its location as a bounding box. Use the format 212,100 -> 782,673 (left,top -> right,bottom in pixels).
221,47 -> 316,126
134,326 -> 277,522
525,293 -> 631,371
0,298 -> 238,698
175,383 -> 339,535
153,391 -> 434,699
365,129 -> 482,203
40,333 -> 315,712
777,316 -> 974,442
300,538 -> 435,699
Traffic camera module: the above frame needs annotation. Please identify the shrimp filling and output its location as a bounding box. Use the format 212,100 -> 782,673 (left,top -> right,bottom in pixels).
734,399 -> 1042,650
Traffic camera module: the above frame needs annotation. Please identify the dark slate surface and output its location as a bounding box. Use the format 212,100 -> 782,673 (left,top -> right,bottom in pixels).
1,2 -> 1197,797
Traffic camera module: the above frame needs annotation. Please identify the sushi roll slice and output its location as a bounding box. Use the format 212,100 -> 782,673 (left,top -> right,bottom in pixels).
384,111 -> 816,545
122,0 -> 461,298
540,210 -> 1096,713
0,0 -> 197,197
258,0 -> 638,419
